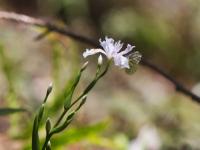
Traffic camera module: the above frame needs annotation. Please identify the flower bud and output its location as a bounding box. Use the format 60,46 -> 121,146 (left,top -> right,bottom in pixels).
47,141 -> 51,150
98,55 -> 103,65
43,82 -> 53,103
47,82 -> 53,95
45,118 -> 52,135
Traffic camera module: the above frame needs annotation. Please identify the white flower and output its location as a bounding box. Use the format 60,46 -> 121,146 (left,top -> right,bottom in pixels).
83,37 -> 135,69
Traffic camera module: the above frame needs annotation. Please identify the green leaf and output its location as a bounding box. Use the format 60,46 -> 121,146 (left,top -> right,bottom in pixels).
32,105 -> 45,150
50,77 -> 75,114
63,62 -> 88,109
0,108 -> 26,115
38,104 -> 45,123
64,69 -> 84,109
32,115 -> 40,150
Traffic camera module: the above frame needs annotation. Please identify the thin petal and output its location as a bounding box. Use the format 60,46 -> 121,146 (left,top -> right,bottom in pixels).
83,48 -> 106,58
99,37 -> 114,52
114,40 -> 123,53
120,44 -> 135,55
100,37 -> 115,58
120,56 -> 130,68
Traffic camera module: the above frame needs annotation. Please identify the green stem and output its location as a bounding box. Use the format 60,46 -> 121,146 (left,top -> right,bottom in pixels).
42,133 -> 52,150
67,94 -> 83,110
69,61 -> 110,109
42,61 -> 110,150
53,109 -> 67,128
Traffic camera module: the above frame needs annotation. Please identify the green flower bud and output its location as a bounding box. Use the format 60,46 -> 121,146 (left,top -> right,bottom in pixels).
45,118 -> 52,135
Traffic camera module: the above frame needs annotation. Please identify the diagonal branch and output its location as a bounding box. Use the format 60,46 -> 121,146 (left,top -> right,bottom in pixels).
0,11 -> 97,46
0,11 -> 200,103
141,60 -> 200,101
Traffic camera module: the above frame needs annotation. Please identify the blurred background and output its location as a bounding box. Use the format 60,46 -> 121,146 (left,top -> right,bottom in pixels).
0,0 -> 200,149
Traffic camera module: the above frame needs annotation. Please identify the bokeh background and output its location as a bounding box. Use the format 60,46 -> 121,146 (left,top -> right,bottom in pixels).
1,0 -> 200,149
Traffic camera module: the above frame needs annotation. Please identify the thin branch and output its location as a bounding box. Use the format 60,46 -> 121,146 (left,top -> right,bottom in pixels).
0,11 -> 44,26
0,11 -> 200,103
34,29 -> 52,41
0,11 -> 98,46
141,60 -> 200,101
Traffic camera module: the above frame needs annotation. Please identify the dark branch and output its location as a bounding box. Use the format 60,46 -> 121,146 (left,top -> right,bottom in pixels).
141,59 -> 200,101
0,11 -> 200,103
34,29 -> 52,41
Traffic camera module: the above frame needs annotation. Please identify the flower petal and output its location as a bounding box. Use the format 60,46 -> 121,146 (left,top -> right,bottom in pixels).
100,37 -> 116,58
99,37 -> 114,52
83,48 -> 106,58
120,44 -> 135,55
114,55 -> 130,69
114,40 -> 123,53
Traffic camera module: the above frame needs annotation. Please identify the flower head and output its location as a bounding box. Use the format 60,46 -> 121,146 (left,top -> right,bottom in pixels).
83,37 -> 137,69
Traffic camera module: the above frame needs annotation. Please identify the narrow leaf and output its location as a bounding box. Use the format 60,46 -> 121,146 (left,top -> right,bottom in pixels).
64,68 -> 84,109
32,105 -> 45,150
32,115 -> 40,150
0,108 -> 26,116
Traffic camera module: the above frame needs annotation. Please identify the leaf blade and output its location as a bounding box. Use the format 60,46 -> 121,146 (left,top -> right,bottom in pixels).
0,108 -> 26,116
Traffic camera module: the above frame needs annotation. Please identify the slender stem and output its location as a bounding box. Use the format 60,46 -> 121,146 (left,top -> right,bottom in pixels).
42,62 -> 110,150
42,134 -> 52,150
42,107 -> 68,149
68,94 -> 83,110
53,109 -> 67,128
69,62 -> 110,110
